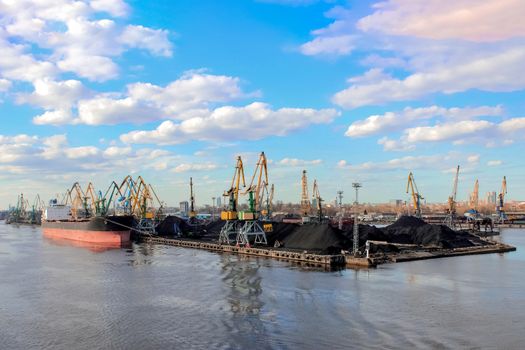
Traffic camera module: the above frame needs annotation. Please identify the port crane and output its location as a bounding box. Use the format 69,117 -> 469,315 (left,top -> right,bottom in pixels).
444,165 -> 460,228
65,182 -> 89,219
237,152 -> 269,246
260,182 -> 274,220
301,170 -> 311,220
497,176 -> 507,223
219,156 -> 246,244
406,172 -> 423,218
312,179 -> 323,222
29,194 -> 45,224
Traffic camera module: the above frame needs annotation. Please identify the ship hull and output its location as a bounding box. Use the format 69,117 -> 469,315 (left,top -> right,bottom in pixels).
42,215 -> 133,244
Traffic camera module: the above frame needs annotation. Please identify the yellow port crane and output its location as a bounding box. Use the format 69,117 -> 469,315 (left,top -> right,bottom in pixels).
221,156 -> 246,221
312,179 -> 323,222
243,151 -> 269,218
300,170 -> 311,217
219,156 -> 246,244
65,182 -> 89,219
406,172 -> 423,218
260,182 -> 274,219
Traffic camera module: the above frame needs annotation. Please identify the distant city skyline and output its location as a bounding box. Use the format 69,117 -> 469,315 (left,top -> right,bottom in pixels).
0,0 -> 524,207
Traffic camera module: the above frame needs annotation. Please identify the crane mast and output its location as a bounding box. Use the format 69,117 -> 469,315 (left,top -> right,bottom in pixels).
301,170 -> 311,217
219,156 -> 246,244
444,165 -> 460,228
406,172 -> 423,218
312,180 -> 323,222
245,152 -> 269,215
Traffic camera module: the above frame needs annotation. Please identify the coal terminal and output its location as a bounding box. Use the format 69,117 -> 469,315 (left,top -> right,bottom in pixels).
151,215 -> 504,260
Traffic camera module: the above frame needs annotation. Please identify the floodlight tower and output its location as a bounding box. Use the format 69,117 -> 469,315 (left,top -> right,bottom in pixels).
352,183 -> 362,256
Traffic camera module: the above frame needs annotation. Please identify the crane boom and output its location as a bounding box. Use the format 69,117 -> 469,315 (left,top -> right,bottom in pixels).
221,156 -> 246,220
312,179 -> 323,222
406,172 -> 423,218
245,152 -> 269,213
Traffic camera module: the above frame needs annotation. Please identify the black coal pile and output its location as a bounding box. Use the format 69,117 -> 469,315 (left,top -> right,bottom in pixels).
382,216 -> 488,248
158,215 -> 487,253
265,222 -> 300,246
155,215 -> 190,235
277,223 -> 349,254
338,224 -> 388,243
156,215 -> 206,238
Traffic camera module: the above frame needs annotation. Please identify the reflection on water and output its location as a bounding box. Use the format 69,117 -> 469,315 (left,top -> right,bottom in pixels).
0,221 -> 524,349
44,236 -> 131,253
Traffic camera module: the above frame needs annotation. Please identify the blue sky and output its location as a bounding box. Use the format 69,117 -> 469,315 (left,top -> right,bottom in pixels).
0,0 -> 524,208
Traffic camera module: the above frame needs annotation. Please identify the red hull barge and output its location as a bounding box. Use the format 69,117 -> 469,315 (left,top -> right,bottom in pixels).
42,215 -> 134,244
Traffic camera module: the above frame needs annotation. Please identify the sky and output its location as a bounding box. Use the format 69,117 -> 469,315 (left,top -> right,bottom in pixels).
0,0 -> 524,208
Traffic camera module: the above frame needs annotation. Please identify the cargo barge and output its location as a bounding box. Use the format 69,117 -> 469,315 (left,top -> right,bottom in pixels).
42,202 -> 133,244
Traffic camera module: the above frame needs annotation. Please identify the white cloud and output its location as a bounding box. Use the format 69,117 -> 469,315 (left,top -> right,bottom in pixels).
345,105 -> 502,137
487,160 -> 503,166
499,118 -> 525,133
301,35 -> 354,56
337,152 -> 476,172
0,79 -> 11,92
18,79 -> 89,115
0,133 -> 179,178
77,97 -> 164,125
173,163 -> 218,173
90,0 -> 129,17
374,116 -> 525,150
103,146 -> 132,158
64,146 -> 100,159
278,158 -> 323,167
120,102 -> 340,145
299,6 -> 356,57
404,120 -> 494,143
0,1 -> 173,82
333,47 -> 525,109
357,0 -> 525,42
33,110 -> 74,125
119,25 -> 172,57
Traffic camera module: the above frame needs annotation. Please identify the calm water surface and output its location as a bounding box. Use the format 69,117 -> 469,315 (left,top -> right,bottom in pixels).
0,221 -> 524,349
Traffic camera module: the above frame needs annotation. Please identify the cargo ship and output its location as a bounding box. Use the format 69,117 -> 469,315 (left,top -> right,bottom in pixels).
41,201 -> 134,245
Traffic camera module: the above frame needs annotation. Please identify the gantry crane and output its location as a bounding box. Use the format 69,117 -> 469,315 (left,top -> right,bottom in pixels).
237,152 -> 269,246
497,176 -> 507,222
444,165 -> 460,228
312,179 -> 323,222
301,170 -> 311,219
406,172 -> 423,218
219,156 -> 246,244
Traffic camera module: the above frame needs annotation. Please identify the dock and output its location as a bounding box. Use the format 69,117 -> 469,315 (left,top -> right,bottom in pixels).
136,234 -> 347,268
134,234 -> 514,269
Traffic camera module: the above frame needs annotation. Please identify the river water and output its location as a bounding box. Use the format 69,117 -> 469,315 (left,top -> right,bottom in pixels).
0,221 -> 524,349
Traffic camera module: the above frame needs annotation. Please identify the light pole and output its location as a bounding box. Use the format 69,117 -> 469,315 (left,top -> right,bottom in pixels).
352,183 -> 362,256
212,197 -> 216,221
